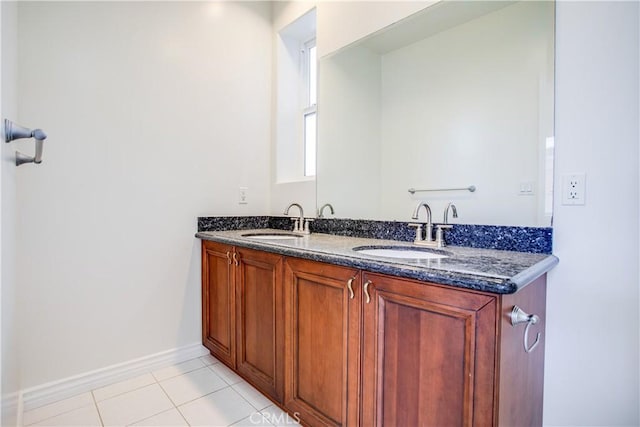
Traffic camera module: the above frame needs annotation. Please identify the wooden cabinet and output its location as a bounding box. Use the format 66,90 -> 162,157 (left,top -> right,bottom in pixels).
201,241 -> 284,402
202,241 -> 235,367
235,246 -> 284,402
201,242 -> 548,427
283,258 -> 361,427
361,272 -> 498,427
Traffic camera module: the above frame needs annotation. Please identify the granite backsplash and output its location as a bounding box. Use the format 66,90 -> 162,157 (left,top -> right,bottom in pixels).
197,216 -> 553,254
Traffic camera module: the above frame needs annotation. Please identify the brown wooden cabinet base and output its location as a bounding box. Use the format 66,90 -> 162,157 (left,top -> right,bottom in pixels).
201,242 -> 547,427
202,241 -> 285,403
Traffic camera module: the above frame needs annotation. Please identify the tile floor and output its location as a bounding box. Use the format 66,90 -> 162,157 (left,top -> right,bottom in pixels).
22,355 -> 301,427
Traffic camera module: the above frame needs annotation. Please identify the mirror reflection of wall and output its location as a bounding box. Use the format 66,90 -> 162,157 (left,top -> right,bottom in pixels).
317,1 -> 554,227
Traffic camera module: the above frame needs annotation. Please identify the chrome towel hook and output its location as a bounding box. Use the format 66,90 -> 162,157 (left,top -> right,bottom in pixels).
510,305 -> 541,353
3,119 -> 48,166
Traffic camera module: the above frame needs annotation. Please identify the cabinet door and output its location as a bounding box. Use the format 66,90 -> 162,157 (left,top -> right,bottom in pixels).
202,240 -> 236,368
362,273 -> 497,427
235,247 -> 284,403
284,258 -> 361,427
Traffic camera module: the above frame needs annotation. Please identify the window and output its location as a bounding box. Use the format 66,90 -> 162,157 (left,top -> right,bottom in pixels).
303,39 -> 317,177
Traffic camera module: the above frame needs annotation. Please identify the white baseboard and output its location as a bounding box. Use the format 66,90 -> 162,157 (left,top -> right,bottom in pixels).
22,343 -> 209,412
1,390 -> 24,427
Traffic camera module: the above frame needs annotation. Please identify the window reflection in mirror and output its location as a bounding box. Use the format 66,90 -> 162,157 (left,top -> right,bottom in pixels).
276,8 -> 317,183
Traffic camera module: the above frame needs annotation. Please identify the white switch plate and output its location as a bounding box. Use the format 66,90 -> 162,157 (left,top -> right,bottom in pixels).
238,187 -> 248,205
518,181 -> 535,196
562,173 -> 585,205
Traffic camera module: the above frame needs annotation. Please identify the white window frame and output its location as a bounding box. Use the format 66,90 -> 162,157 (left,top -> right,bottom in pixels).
302,38 -> 317,177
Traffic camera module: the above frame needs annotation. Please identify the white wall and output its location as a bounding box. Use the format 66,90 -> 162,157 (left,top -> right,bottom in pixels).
317,1 -> 434,58
545,1 -> 639,426
317,45 -> 382,219
274,1 -> 432,59
1,1 -> 21,425
16,1 -> 272,389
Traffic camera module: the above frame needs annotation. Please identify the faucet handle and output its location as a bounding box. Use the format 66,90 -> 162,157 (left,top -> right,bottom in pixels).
434,224 -> 453,247
303,218 -> 313,234
408,223 -> 423,243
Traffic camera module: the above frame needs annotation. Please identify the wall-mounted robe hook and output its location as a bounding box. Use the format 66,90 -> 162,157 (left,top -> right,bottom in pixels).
510,305 -> 541,353
3,119 -> 48,166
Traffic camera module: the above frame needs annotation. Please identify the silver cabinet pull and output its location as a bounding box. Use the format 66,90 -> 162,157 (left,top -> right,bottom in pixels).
510,305 -> 541,353
226,251 -> 232,265
363,280 -> 372,304
233,252 -> 239,266
347,277 -> 355,299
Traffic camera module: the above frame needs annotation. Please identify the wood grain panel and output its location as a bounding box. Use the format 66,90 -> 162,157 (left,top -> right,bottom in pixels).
198,244 -> 548,427
235,247 -> 284,402
497,275 -> 547,427
202,240 -> 235,368
284,258 -> 360,427
362,273 -> 496,427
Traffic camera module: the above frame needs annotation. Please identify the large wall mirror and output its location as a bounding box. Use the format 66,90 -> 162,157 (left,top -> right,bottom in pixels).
316,1 -> 555,227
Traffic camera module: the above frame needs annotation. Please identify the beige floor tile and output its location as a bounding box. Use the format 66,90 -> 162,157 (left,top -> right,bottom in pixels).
160,367 -> 228,406
23,393 -> 95,426
130,408 -> 188,426
208,362 -> 244,386
97,383 -> 173,426
178,387 -> 255,427
93,373 -> 156,402
260,405 -> 301,427
230,411 -> 276,426
199,354 -> 220,366
29,404 -> 102,427
231,382 -> 273,411
152,358 -> 206,382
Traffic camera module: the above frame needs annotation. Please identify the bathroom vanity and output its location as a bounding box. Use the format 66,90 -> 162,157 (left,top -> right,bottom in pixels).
197,227 -> 557,427
197,3 -> 559,425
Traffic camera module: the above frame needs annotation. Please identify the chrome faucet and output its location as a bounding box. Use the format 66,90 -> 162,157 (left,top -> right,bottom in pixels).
444,202 -> 458,224
318,203 -> 335,218
284,203 -> 310,234
412,202 -> 432,222
410,202 -> 434,245
432,202 -> 458,248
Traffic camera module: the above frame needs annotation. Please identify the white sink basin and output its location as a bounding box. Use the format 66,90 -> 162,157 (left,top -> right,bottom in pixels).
353,246 -> 449,260
242,233 -> 302,240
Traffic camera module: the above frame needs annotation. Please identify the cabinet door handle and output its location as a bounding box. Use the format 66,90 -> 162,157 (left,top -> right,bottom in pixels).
363,280 -> 372,304
226,251 -> 232,265
233,252 -> 239,266
347,277 -> 355,299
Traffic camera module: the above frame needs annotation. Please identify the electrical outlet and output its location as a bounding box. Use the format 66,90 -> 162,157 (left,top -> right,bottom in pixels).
238,187 -> 248,205
562,173 -> 585,205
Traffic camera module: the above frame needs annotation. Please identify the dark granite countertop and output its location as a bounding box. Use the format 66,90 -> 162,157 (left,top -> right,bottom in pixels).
195,229 -> 558,294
